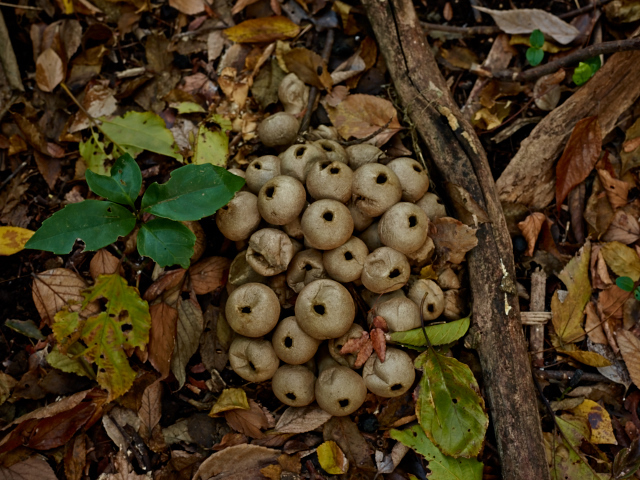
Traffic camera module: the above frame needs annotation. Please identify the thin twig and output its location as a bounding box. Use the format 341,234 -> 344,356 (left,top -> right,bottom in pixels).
534,369 -> 608,383
0,1 -> 42,9
338,117 -> 394,146
0,161 -> 27,192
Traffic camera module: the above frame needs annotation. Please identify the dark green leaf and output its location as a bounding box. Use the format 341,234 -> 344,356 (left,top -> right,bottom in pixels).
5,319 -> 45,340
25,201 -> 136,254
137,218 -> 196,268
635,288 -> 640,302
529,29 -> 545,49
415,349 -> 489,458
390,426 -> 483,480
573,62 -> 594,86
616,276 -> 635,292
389,317 -> 470,347
141,164 -> 245,221
585,56 -> 602,73
85,153 -> 142,207
526,47 -> 544,66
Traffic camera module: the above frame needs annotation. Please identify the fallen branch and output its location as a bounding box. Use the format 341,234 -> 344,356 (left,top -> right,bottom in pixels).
362,0 -> 549,478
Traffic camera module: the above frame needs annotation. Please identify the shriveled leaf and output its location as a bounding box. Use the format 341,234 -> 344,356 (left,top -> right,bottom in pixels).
551,241 -> 591,344
0,455 -> 58,480
0,226 -> 34,255
621,118 -> 640,174
27,402 -> 96,450
585,302 -> 608,344
170,292 -> 204,387
558,349 -> 611,367
570,399 -> 617,445
389,317 -> 470,347
36,48 -> 65,92
323,416 -> 376,473
169,0 -> 204,14
85,153 -> 142,208
370,327 -> 386,362
0,372 -> 17,406
32,268 -> 88,324
224,399 -> 269,438
141,163 -> 245,221
603,210 -> 640,244
5,388 -> 91,428
473,6 -> 580,44
137,218 -> 196,269
617,329 -> 640,389
601,241 -> 640,282
193,124 -> 229,167
139,380 -> 162,441
100,451 -> 147,480
518,212 -> 546,256
47,344 -> 95,379
588,340 -> 632,389
283,48 -> 333,90
555,116 -> 601,211
612,437 -> 640,480
317,441 -> 348,475
274,406 -> 332,433
414,349 -> 489,458
189,256 -> 231,295
12,113 -> 64,158
69,83 -> 118,133
430,217 -> 478,264
391,425 -> 483,480
598,169 -> 629,210
25,200 -> 136,255
5,319 -> 45,340
33,151 -> 61,190
100,111 -> 183,163
445,183 -> 490,226
194,444 -> 279,480
148,302 -> 178,378
64,434 -> 87,480
224,16 -> 300,44
209,388 -> 250,416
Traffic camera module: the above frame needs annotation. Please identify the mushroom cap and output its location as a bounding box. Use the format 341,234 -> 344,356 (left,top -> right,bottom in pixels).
346,144 -> 384,169
407,278 -> 445,321
362,348 -> 415,397
373,296 -> 421,332
405,237 -> 435,267
216,191 -> 262,241
386,157 -> 429,202
272,364 -> 316,407
278,73 -> 309,116
328,324 -> 365,368
229,336 -> 279,382
361,247 -> 411,293
257,112 -> 300,147
272,316 -> 321,365
315,366 -> 367,416
279,143 -> 327,182
225,282 -> 280,337
416,192 -> 447,220
245,155 -> 281,194
246,228 -> 294,276
313,139 -> 348,164
351,163 -> 402,217
258,175 -> 306,225
361,288 -> 406,308
323,236 -> 369,283
286,249 -> 327,293
347,201 -> 373,232
306,160 -> 353,203
301,199 -> 354,250
378,202 -> 429,254
437,267 -> 461,290
283,216 -> 304,239
359,222 -> 384,252
295,279 -> 356,340
268,273 -> 295,309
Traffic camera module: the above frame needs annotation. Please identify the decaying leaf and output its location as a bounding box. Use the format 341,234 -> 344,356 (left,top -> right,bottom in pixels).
570,399 -> 617,445
89,249 -> 123,279
169,0 -> 204,15
585,301 -> 608,345
36,48 -> 65,92
317,441 -> 349,475
32,268 -> 89,325
445,183 -> 490,226
600,241 -> 640,281
274,406 -> 332,434
224,399 -> 269,438
617,329 -> 640,389
323,416 -> 376,473
194,444 -> 280,480
138,380 -> 162,442
430,217 -> 479,265
283,48 -> 333,90
209,388 -> 250,416
0,226 -> 34,256
189,256 -> 231,295
224,16 -> 300,44
170,291 -> 204,387
558,348 -> 611,367
518,212 -> 546,257
621,118 -> 640,174
603,209 -> 640,244
0,455 -> 58,480
597,169 -> 629,210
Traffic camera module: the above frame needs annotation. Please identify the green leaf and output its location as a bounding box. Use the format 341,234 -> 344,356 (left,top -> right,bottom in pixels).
635,289 -> 640,302
172,101 -> 206,114
585,56 -> 602,73
389,317 -> 470,347
526,47 -> 544,66
414,349 -> 489,458
47,343 -> 95,379
193,123 -> 229,167
529,29 -> 545,49
5,319 -> 45,340
141,163 -> 244,221
85,153 -> 142,208
391,425 -> 483,480
25,200 -> 136,254
137,218 -> 196,268
79,134 -> 109,175
100,111 -> 183,163
573,61 -> 595,86
616,276 -> 635,292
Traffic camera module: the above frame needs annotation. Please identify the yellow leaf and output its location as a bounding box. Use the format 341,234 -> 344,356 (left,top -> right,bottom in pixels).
420,265 -> 438,280
509,35 -> 566,53
600,241 -> 640,281
317,440 -> 349,475
209,388 -> 250,416
0,226 -> 34,255
570,399 -> 617,445
62,0 -> 74,14
225,16 -> 300,44
558,349 -> 611,367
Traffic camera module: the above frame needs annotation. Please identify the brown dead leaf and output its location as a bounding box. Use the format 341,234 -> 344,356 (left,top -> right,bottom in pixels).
189,256 -> 231,295
330,53 -> 366,85
274,406 -> 332,434
101,451 -> 148,480
558,349 -> 612,367
12,113 -> 65,158
430,217 -> 479,265
324,94 -> 402,146
36,48 -> 65,92
32,268 -> 87,325
194,444 -> 280,480
534,70 -> 565,111
598,285 -> 631,320
617,329 -> 640,389
323,416 -> 376,473
33,151 -> 62,190
89,249 -> 123,279
169,0 -> 204,14
171,292 -> 204,387
603,209 -> 640,244
143,269 -> 186,302
0,455 -> 58,480
224,400 -> 269,439
200,305 -> 231,375
592,247 -> 613,289
370,328 -> 386,362
27,402 -> 96,450
518,212 -> 546,257
231,0 -> 261,14
445,183 -> 490,226
598,169 -> 629,210
556,116 -> 602,211
148,302 -> 178,378
6,389 -> 92,428
138,380 -> 162,441
64,433 -> 87,480
585,301 -> 608,345
69,82 -> 118,133
283,47 -> 333,90
225,16 -> 300,44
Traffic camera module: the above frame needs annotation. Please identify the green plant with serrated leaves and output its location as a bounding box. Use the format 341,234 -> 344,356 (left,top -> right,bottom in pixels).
573,57 -> 602,86
616,276 -> 640,301
25,153 -> 244,268
526,29 -> 545,66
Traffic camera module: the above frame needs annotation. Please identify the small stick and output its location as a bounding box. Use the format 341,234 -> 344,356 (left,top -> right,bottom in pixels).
529,268 -> 547,368
534,369 -> 608,383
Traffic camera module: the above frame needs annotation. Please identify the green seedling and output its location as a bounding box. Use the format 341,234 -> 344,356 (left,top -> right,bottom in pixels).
573,56 -> 602,86
616,276 -> 640,300
526,29 -> 545,66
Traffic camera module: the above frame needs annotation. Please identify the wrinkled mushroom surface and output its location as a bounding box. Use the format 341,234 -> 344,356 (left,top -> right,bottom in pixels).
280,143 -> 327,182
229,336 -> 279,382
362,348 -> 415,397
286,249 -> 326,293
306,160 -> 353,203
361,247 -> 410,293
407,278 -> 445,321
351,163 -> 402,217
246,228 -> 294,276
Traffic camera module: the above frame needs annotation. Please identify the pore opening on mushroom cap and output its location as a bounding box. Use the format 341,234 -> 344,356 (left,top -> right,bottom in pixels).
344,251 -> 353,260
391,383 -> 403,391
338,399 -> 349,407
376,174 -> 387,184
408,215 -> 417,227
286,392 -> 296,400
323,211 -> 333,221
241,306 -> 251,314
313,304 -> 326,315
284,336 -> 293,348
389,269 -> 401,279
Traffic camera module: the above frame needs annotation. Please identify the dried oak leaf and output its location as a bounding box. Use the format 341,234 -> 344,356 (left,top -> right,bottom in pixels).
283,48 -> 333,90
429,217 -> 478,265
518,212 -> 546,257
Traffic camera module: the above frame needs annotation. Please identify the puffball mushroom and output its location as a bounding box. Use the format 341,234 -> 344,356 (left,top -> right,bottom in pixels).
229,336 -> 279,382
280,143 -> 327,182
407,279 -> 445,321
359,222 -> 384,252
361,288 -> 406,308
361,247 -> 411,293
438,267 -> 461,290
313,139 -> 348,164
373,296 -> 421,332
246,228 -> 294,276
323,236 -> 369,283
286,249 -> 326,293
315,366 -> 367,416
215,191 -> 262,241
272,364 -> 316,407
405,237 -> 435,267
258,175 -> 306,225
295,279 -> 356,340
346,144 -> 384,169
245,155 -> 281,194
347,201 -> 373,232
257,112 -> 300,147
362,348 -> 415,397
278,73 -> 309,116
386,157 -> 429,202
272,316 -> 321,365
416,192 -> 447,220
226,282 -> 280,337
443,289 -> 466,320
301,199 -> 354,250
328,324 -> 365,368
352,163 -> 402,217
306,160 -> 353,203
378,202 -> 429,254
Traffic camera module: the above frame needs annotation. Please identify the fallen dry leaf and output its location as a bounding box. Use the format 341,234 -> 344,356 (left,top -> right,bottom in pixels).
32,268 -> 88,325
6,389 -> 92,428
12,113 -> 65,158
225,16 -> 300,44
33,151 -> 62,190
570,399 -> 617,445
143,268 -> 186,302
283,48 -> 333,90
317,440 -> 349,475
89,249 -> 123,279
189,256 -> 231,295
518,212 -> 546,257
138,380 -> 162,442
598,285 -> 631,320
603,209 -> 640,244
445,183 -> 490,226
533,70 -> 565,111
0,226 -> 34,256
169,0 -> 204,14
370,328 -> 386,362
558,348 -> 611,367
224,400 -> 269,438
0,455 -> 58,480
64,434 -> 87,480
194,444 -> 280,480
274,406 -> 332,434
36,48 -> 65,92
69,83 -> 118,133
598,169 -> 629,210
171,292 -> 203,387
556,116 -> 601,212
209,388 -> 250,416
323,416 -> 376,473
585,301 -> 608,345
600,241 -> 640,281
616,329 -> 640,389
430,217 -> 479,264
149,302 -> 178,378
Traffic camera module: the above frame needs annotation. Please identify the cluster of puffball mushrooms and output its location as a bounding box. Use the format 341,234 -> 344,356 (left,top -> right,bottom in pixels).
216,110 -> 464,417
